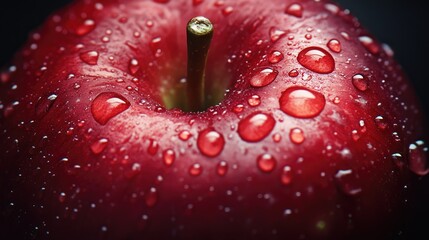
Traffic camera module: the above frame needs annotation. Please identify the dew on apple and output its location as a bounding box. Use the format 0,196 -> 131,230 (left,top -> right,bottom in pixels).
91,92 -> 131,125
301,72 -> 312,81
257,153 -> 276,173
408,140 -> 429,176
233,104 -> 244,113
179,130 -> 192,141
297,47 -> 335,74
285,3 -> 303,18
374,115 -> 388,130
79,50 -> 99,65
75,19 -> 96,36
237,112 -> 276,142
197,128 -> 225,157
90,138 -> 109,155
247,94 -> 261,107
279,86 -> 326,118
145,187 -> 158,207
268,50 -> 284,64
392,153 -> 405,169
249,68 -> 278,88
304,34 -> 312,40
288,69 -> 299,77
222,6 -> 234,16
327,39 -> 342,53
35,93 -> 58,117
147,139 -> 159,156
334,169 -> 362,196
163,149 -> 175,166
272,133 -> 282,143
269,27 -> 286,42
324,3 -> 340,14
216,161 -> 228,176
358,36 -> 380,55
189,163 -> 202,176
352,74 -> 369,91
289,127 -> 305,144
281,165 -> 293,185
58,192 -> 66,203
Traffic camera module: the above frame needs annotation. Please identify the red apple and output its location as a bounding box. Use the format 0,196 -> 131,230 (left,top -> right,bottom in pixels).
1,0 -> 428,239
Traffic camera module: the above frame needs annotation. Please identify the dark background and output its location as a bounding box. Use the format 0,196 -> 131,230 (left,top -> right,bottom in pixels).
0,0 -> 427,238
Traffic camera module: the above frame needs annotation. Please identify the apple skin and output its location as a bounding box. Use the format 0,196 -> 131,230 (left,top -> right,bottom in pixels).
0,0 -> 428,239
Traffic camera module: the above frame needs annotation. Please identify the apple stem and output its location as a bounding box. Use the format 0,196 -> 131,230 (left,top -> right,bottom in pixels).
186,16 -> 214,112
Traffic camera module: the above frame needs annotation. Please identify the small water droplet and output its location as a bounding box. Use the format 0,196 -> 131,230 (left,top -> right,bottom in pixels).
35,93 -> 58,117
279,86 -> 326,118
58,192 -> 66,203
233,104 -> 244,113
250,68 -> 278,87
145,187 -> 158,207
163,149 -> 175,166
269,27 -> 286,42
222,6 -> 234,15
179,130 -> 192,141
189,163 -> 203,176
352,74 -> 369,91
75,19 -> 96,36
268,50 -> 284,63
197,128 -> 225,157
90,138 -> 109,155
281,166 -> 293,185
289,128 -> 305,144
91,92 -> 131,125
358,36 -> 380,54
304,34 -> 312,40
147,139 -> 158,155
327,39 -> 342,53
272,133 -> 282,143
238,112 -> 276,142
79,51 -> 99,65
297,47 -> 335,74
382,43 -> 394,57
129,58 -> 140,74
392,153 -> 405,169
334,169 -> 362,196
288,69 -> 299,77
247,94 -> 261,107
257,154 -> 276,173
217,161 -> 228,176
374,116 -> 388,130
408,140 -> 429,176
285,3 -> 303,18
325,3 -> 340,14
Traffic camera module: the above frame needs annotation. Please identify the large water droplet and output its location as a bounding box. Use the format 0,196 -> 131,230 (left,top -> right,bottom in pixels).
35,93 -> 58,117
197,128 -> 225,157
358,36 -> 380,54
285,3 -> 303,18
249,68 -> 278,87
163,149 -> 175,166
334,169 -> 362,196
79,51 -> 99,65
217,161 -> 228,176
327,39 -> 342,53
279,86 -> 326,118
281,166 -> 293,185
145,187 -> 158,207
297,47 -> 335,74
91,92 -> 130,125
75,19 -> 96,36
238,112 -> 276,142
189,163 -> 203,176
268,50 -> 284,63
352,74 -> 369,91
289,128 -> 305,144
408,140 -> 429,176
91,138 -> 109,155
257,154 -> 276,173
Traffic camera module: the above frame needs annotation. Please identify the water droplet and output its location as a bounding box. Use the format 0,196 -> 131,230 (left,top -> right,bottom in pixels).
352,74 -> 369,91
281,166 -> 293,185
91,92 -> 131,125
179,130 -> 192,141
233,104 -> 244,113
238,112 -> 276,142
269,27 -> 286,42
197,128 -> 225,157
145,187 -> 158,207
217,161 -> 228,176
147,139 -> 158,155
324,3 -> 340,14
327,39 -> 342,53
247,94 -> 261,107
285,3 -> 303,18
408,140 -> 429,176
58,192 -> 66,203
79,51 -> 99,65
374,116 -> 388,130
163,149 -> 175,166
189,163 -> 203,176
392,153 -> 405,169
289,128 -> 305,144
250,68 -> 278,87
334,169 -> 362,196
272,133 -> 282,143
129,58 -> 140,74
304,34 -> 312,40
358,36 -> 380,54
91,138 -> 109,154
257,154 -> 276,173
222,6 -> 234,15
268,50 -> 284,63
297,47 -> 335,74
288,69 -> 299,77
279,86 -> 326,118
382,43 -> 394,57
35,93 -> 58,117
75,19 -> 96,36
